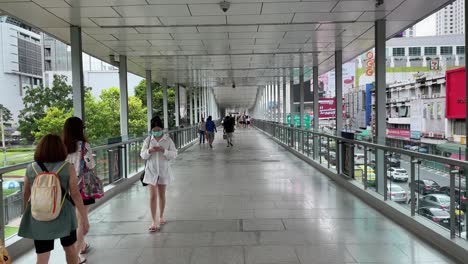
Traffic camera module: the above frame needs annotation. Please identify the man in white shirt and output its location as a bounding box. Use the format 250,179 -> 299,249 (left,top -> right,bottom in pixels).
198,118 -> 207,144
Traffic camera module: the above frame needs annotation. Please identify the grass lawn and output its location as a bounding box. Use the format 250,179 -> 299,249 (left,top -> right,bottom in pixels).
5,226 -> 18,239
3,189 -> 19,197
3,168 -> 26,177
0,150 -> 34,168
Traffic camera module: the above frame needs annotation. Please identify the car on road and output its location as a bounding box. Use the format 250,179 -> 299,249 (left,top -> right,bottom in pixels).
387,184 -> 408,203
418,207 -> 464,229
419,194 -> 451,210
439,186 -> 467,212
320,147 -> 328,156
409,179 -> 441,195
327,151 -> 337,166
370,157 -> 401,168
387,167 -> 409,182
354,165 -> 376,186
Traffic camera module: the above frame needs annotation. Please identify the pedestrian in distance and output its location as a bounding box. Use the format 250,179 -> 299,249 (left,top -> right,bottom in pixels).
63,117 -> 97,262
18,134 -> 89,264
205,115 -> 217,148
140,116 -> 177,232
198,117 -> 207,144
223,115 -> 235,147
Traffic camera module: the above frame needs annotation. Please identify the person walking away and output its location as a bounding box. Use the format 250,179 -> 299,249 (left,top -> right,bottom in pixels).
18,134 -> 89,264
198,118 -> 206,144
205,116 -> 217,148
141,116 -> 177,232
223,115 -> 235,147
63,117 -> 96,261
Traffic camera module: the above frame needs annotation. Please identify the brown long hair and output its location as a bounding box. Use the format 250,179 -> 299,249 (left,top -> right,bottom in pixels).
34,134 -> 67,163
63,116 -> 87,154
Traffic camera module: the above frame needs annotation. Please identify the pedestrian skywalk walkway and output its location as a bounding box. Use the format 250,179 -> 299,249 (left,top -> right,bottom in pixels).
16,129 -> 458,264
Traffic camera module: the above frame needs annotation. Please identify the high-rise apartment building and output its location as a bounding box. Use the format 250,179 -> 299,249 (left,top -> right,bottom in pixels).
0,16 -> 43,125
436,0 -> 465,35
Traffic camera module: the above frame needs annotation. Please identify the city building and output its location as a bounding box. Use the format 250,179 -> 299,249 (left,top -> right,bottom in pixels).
43,35 -> 143,98
0,16 -> 43,125
356,34 -> 465,87
403,26 -> 416,38
436,0 -> 465,35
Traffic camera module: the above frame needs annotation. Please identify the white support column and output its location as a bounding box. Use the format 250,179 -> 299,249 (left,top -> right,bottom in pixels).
189,86 -> 194,125
375,19 -> 387,194
198,85 -> 202,121
162,78 -> 169,130
299,66 -> 305,128
175,83 -> 180,127
119,55 -> 128,136
193,84 -> 198,125
276,74 -> 280,123
289,68 -> 294,126
335,50 -> 343,133
70,26 -> 84,120
313,65 -> 319,158
146,70 -> 152,132
282,68 -> 287,124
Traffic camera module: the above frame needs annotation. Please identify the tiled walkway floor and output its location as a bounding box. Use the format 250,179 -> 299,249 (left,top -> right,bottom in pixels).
16,129 -> 459,263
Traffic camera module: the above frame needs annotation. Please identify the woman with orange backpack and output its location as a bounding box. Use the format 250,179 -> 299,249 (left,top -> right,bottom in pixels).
18,134 -> 89,264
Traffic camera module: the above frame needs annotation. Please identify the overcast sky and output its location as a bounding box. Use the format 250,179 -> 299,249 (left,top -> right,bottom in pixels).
414,14 -> 437,36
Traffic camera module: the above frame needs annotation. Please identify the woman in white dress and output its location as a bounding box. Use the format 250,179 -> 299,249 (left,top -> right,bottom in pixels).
140,116 -> 177,232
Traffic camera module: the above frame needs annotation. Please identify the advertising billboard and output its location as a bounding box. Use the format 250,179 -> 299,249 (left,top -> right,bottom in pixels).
387,128 -> 410,138
318,98 -> 346,120
446,67 -> 466,119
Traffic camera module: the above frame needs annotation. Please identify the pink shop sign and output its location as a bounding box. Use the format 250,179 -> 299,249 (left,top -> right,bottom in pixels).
387,128 -> 410,138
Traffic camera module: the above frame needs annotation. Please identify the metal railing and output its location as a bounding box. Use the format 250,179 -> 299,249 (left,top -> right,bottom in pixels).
255,120 -> 468,241
0,125 -> 200,242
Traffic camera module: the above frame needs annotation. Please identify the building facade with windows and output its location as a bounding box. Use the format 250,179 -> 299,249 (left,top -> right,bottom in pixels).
0,16 -> 43,125
436,0 -> 465,35
356,34 -> 465,88
43,34 -> 142,99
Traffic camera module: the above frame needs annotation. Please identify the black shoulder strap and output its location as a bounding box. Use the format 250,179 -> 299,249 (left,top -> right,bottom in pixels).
37,162 -> 49,172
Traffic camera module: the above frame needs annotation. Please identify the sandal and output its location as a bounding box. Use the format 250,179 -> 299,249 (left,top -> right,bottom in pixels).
159,218 -> 166,225
80,242 -> 90,254
148,225 -> 158,232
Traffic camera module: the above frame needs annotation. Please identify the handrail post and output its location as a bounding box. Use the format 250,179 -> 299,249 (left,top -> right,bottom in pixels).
449,167 -> 457,239
383,151 -> 388,201
363,146 -> 368,189
410,158 -> 418,216
0,173 -> 4,243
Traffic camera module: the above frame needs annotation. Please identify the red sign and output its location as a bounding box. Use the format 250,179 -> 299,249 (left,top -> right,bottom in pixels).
387,128 -> 410,138
446,67 -> 466,119
318,98 -> 346,119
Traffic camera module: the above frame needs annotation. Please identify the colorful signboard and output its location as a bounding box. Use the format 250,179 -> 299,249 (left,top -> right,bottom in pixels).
387,128 -> 410,138
429,60 -> 440,70
446,67 -> 466,119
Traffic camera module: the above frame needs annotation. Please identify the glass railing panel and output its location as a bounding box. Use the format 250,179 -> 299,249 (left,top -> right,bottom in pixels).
0,125 -> 199,243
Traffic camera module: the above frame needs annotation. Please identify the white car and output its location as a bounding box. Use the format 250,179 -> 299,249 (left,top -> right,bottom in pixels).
387,167 -> 409,182
387,184 -> 408,203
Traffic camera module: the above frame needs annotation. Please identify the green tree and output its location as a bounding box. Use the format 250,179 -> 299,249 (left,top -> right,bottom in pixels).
30,84 -> 147,143
0,104 -> 12,124
34,107 -> 72,141
134,80 -> 176,128
18,75 -> 73,141
128,96 -> 147,136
